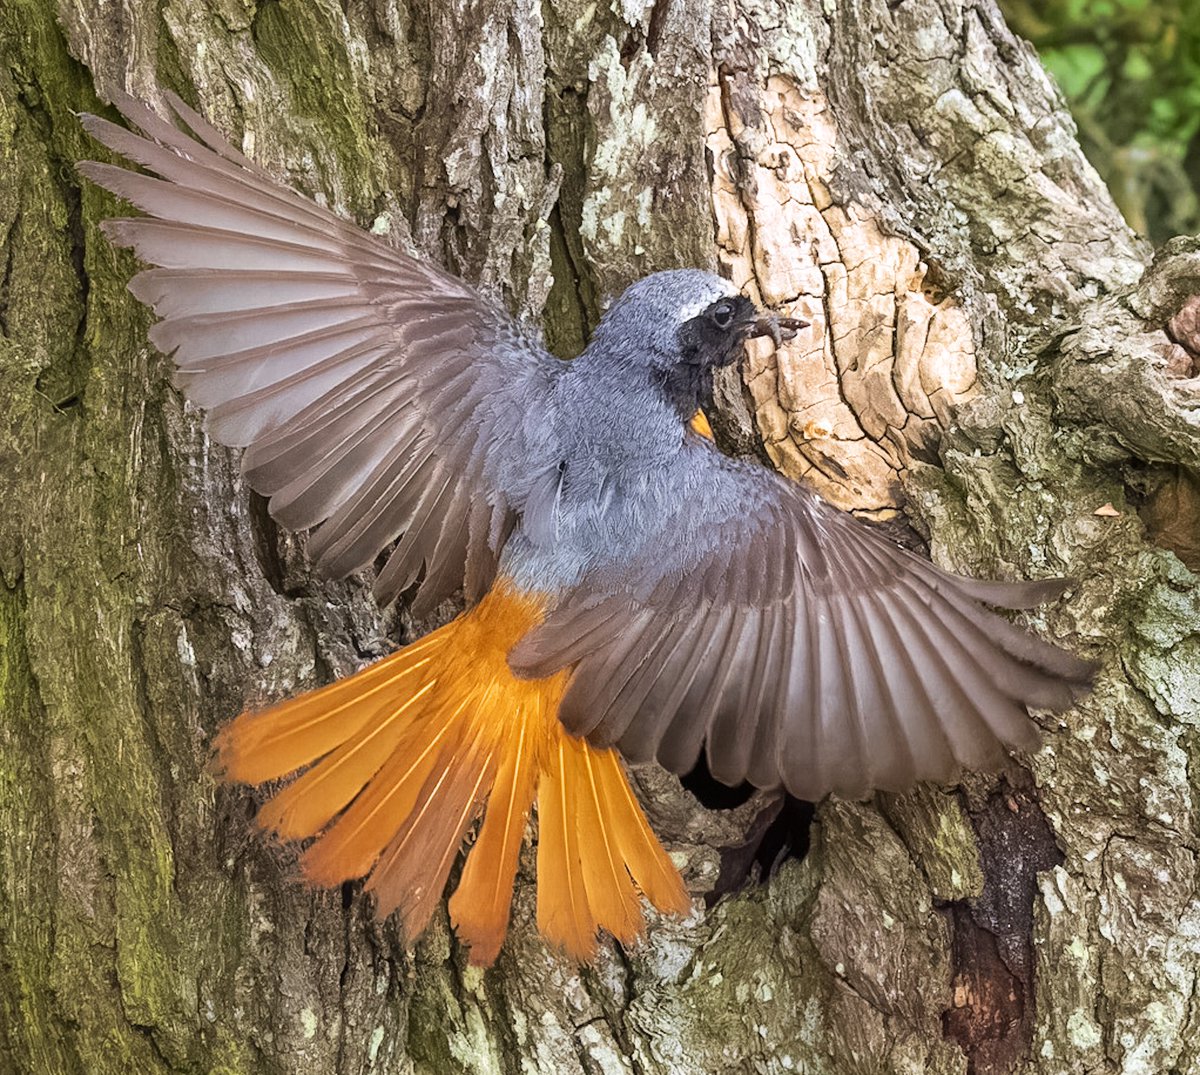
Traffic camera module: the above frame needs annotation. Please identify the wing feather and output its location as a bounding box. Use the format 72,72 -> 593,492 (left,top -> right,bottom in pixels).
654,607 -> 748,775
605,609 -> 703,750
744,603 -> 794,789
128,267 -> 360,317
523,448 -> 1093,799
82,91 -> 560,609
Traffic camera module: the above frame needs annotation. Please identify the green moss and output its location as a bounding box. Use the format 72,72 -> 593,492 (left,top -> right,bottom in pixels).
543,202 -> 590,356
0,583 -> 83,1074
0,3 -> 110,682
542,81 -> 598,357
0,4 -> 217,1068
0,18 -> 90,428
879,787 -> 985,902
408,968 -> 472,1075
250,0 -> 383,213
1123,554 -> 1200,720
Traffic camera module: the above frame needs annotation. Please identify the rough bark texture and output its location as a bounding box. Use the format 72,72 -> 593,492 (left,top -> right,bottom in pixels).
2,0 -> 1198,1072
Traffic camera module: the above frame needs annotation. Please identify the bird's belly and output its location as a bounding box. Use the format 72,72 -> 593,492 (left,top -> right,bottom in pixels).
500,493 -> 659,597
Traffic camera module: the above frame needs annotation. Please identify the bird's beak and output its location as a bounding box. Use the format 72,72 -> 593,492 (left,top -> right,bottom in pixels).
749,314 -> 809,349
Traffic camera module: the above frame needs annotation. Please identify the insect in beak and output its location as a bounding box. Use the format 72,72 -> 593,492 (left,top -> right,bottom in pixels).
749,314 -> 809,349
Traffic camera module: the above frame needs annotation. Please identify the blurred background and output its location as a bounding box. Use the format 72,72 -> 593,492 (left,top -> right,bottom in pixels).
1001,0 -> 1200,242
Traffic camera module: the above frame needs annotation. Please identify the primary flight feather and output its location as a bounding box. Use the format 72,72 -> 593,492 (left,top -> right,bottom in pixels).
81,90 -> 1092,964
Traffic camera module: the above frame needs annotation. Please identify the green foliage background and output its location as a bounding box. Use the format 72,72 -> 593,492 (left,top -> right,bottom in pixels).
1002,0 -> 1200,242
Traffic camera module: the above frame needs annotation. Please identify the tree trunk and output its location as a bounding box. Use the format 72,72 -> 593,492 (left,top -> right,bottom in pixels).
2,0 -> 1198,1072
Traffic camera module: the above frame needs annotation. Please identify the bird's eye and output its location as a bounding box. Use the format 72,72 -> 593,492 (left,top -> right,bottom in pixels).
711,303 -> 734,329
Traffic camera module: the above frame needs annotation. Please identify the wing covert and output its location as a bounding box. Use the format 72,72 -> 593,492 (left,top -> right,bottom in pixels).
509,448 -> 1094,800
81,91 -> 560,613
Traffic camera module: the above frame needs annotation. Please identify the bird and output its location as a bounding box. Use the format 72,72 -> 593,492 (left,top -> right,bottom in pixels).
80,90 -> 1094,967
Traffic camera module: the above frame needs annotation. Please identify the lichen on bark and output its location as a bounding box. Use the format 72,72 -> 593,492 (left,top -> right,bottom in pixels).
2,0 -> 1199,1072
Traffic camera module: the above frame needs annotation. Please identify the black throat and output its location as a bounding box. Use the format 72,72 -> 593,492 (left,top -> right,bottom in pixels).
658,361 -> 713,422
663,295 -> 756,420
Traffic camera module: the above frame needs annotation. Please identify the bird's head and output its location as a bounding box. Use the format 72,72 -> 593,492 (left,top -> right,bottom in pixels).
588,269 -> 806,381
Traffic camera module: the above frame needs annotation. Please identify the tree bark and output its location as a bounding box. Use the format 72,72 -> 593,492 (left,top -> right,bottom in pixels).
2,0 -> 1198,1072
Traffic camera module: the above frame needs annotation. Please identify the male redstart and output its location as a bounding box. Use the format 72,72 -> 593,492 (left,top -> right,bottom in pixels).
81,92 -> 1092,966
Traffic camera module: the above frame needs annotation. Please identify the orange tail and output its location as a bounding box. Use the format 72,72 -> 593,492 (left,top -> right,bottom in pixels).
215,581 -> 688,965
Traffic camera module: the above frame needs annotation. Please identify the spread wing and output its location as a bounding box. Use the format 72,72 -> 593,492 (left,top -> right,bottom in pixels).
509,447 -> 1094,800
80,91 -> 560,614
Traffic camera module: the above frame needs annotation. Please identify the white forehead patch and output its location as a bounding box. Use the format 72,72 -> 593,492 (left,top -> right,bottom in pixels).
674,278 -> 741,324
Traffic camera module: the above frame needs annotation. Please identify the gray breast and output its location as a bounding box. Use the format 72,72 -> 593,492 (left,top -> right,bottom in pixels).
501,362 -> 694,596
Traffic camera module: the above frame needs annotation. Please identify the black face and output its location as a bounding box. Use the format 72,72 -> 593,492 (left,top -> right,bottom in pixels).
675,296 -> 759,370
660,296 -> 759,420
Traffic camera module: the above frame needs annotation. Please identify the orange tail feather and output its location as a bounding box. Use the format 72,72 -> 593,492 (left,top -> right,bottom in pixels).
596,752 -> 691,917
536,736 -> 600,960
298,699 -> 467,886
367,727 -> 499,938
217,580 -> 689,965
449,701 -> 542,965
215,636 -> 443,783
253,679 -> 440,841
574,741 -> 645,946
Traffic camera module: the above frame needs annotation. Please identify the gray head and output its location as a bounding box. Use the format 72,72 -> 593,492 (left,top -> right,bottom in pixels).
589,270 -> 744,366
583,269 -> 805,418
